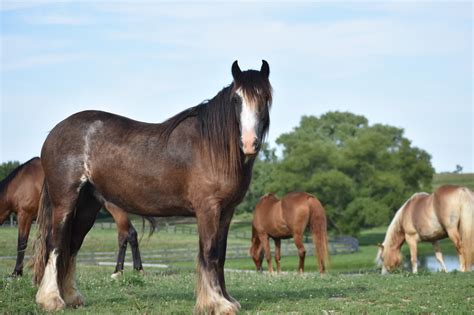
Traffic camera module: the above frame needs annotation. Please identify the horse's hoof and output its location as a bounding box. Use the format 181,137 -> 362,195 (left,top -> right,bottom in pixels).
66,293 -> 85,308
11,270 -> 22,277
39,295 -> 66,312
227,295 -> 241,310
111,271 -> 122,279
195,298 -> 238,315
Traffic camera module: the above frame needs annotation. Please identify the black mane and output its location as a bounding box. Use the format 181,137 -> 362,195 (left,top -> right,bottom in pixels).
0,157 -> 39,196
159,73 -> 272,177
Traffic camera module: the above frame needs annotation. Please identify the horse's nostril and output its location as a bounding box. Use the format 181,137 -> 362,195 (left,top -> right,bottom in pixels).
253,138 -> 259,148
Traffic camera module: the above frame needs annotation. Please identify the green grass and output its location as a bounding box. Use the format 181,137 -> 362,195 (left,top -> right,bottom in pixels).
1,225 -> 472,314
1,266 -> 472,314
433,172 -> 474,190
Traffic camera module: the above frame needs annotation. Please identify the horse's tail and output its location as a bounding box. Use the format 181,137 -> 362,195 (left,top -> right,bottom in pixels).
31,180 -> 52,285
460,187 -> 474,271
308,195 -> 329,273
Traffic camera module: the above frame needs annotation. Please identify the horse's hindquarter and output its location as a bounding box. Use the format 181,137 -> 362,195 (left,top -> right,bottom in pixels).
434,186 -> 467,231
281,193 -> 311,233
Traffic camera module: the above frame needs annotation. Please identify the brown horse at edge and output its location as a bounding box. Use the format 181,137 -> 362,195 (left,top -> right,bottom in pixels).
0,157 -> 144,277
250,192 -> 329,274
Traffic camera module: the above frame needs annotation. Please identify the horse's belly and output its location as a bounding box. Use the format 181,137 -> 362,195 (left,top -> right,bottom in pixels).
95,181 -> 194,217
266,225 -> 291,239
417,225 -> 447,241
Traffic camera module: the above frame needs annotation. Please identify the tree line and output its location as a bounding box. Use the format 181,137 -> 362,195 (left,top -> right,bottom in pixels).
0,111 -> 434,235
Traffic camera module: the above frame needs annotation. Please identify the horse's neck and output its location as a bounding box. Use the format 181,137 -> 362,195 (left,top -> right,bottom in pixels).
384,210 -> 406,250
0,189 -> 11,219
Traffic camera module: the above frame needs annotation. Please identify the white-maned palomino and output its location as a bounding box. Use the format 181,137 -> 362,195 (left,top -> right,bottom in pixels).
376,185 -> 474,274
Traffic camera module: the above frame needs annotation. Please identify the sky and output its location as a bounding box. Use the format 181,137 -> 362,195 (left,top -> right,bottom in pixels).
1,1 -> 472,173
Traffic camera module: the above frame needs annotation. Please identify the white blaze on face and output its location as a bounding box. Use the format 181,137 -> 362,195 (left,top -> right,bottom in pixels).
236,89 -> 258,155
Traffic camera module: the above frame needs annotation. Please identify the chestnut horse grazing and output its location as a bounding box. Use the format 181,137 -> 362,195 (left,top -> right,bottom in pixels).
0,157 -> 144,277
250,192 -> 329,274
33,60 -> 272,314
376,185 -> 474,274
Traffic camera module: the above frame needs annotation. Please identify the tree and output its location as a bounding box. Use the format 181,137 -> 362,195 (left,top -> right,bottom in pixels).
238,111 -> 435,236
0,161 -> 21,180
236,144 -> 277,213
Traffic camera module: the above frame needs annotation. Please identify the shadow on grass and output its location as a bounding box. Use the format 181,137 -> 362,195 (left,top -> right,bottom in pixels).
233,284 -> 369,311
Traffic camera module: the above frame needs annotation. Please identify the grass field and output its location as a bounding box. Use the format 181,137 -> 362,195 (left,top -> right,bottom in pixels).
1,266 -> 473,314
1,172 -> 473,313
1,224 -> 472,314
433,172 -> 474,190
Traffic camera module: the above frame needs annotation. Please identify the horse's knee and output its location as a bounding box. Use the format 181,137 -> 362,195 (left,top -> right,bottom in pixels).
298,248 -> 306,257
128,227 -> 138,245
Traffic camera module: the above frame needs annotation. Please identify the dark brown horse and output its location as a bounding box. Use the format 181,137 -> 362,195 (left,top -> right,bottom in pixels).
250,192 -> 329,274
33,60 -> 272,314
0,157 -> 144,277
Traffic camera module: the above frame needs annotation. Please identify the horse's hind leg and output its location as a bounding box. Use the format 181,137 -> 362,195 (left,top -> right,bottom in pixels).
12,210 -> 33,276
64,184 -> 102,307
446,228 -> 467,271
433,241 -> 447,272
36,193 -> 78,312
293,233 -> 306,273
274,239 -> 282,274
128,224 -> 143,272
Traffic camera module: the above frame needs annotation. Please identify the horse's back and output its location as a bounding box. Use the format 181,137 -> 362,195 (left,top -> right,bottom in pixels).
41,110 -> 197,216
405,186 -> 473,241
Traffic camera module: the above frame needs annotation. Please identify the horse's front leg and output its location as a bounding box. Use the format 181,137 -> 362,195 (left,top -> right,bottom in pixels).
216,208 -> 241,310
405,234 -> 418,273
12,211 -> 33,276
274,239 -> 282,274
195,207 -> 238,315
260,234 -> 274,273
432,241 -> 448,272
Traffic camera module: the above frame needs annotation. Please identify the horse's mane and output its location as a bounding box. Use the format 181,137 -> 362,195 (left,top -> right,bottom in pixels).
160,77 -> 272,178
0,157 -> 39,197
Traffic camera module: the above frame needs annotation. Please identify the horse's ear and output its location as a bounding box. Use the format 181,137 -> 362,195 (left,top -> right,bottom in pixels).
232,60 -> 242,82
260,60 -> 270,78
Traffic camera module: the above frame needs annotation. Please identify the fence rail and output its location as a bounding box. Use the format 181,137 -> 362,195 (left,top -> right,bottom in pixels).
0,222 -> 358,265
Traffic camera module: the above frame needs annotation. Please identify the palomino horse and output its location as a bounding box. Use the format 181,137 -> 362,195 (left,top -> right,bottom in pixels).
33,60 -> 272,314
0,157 -> 145,277
250,192 -> 329,274
376,185 -> 474,274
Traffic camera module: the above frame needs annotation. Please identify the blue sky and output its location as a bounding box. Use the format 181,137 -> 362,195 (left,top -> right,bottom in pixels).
1,1 -> 472,172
